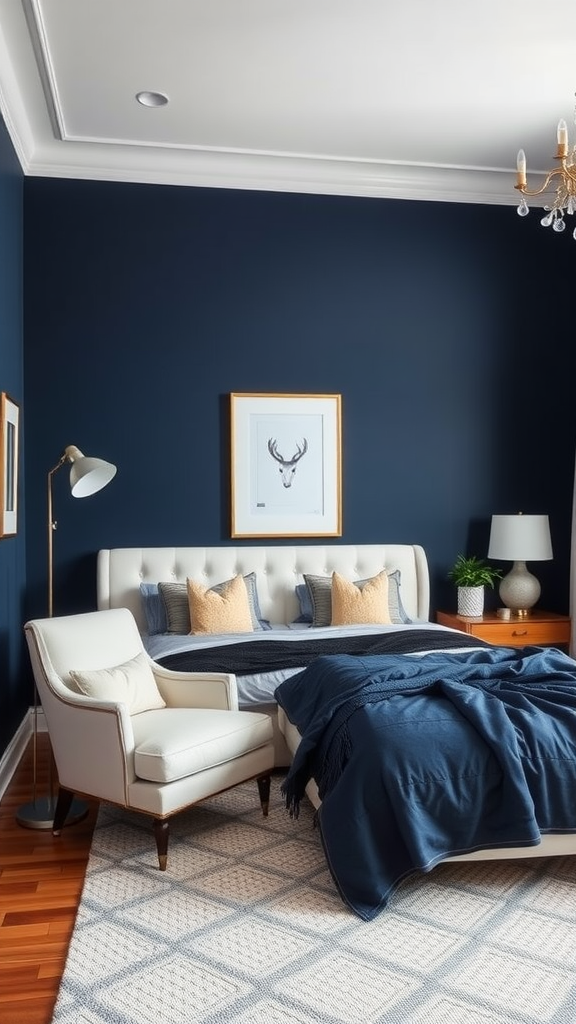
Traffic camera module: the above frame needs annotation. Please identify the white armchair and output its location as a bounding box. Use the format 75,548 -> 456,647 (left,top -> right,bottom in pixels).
24,607 -> 275,869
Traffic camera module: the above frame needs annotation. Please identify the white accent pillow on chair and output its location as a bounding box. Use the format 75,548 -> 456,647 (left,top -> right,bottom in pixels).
70,651 -> 166,715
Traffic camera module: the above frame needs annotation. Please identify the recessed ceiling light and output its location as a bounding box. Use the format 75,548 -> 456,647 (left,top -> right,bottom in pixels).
136,91 -> 169,107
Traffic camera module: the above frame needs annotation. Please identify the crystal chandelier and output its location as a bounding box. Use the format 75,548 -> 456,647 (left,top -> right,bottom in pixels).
515,112 -> 576,238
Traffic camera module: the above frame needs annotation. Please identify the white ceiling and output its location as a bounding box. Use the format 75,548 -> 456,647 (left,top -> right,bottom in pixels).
1,0 -> 575,207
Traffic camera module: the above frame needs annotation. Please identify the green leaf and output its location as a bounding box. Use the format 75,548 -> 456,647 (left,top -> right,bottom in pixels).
447,554 -> 503,589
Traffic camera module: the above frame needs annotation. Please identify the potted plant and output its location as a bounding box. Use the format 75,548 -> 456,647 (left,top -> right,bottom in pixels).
447,554 -> 502,616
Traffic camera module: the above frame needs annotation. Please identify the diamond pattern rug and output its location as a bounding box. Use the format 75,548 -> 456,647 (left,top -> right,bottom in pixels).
51,775 -> 576,1024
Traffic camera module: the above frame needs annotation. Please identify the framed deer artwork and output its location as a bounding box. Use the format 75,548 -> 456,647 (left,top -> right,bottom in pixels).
230,392 -> 342,538
0,392 -> 19,538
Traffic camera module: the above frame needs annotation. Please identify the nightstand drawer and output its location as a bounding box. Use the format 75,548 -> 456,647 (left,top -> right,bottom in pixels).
471,620 -> 571,646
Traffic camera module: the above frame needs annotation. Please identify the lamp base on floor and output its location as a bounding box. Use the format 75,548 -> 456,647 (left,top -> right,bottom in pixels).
16,795 -> 89,830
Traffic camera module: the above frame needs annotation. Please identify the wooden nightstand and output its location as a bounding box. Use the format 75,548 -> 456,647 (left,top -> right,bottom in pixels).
436,610 -> 571,649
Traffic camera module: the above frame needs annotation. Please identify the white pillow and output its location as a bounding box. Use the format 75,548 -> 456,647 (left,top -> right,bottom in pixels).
70,652 -> 166,715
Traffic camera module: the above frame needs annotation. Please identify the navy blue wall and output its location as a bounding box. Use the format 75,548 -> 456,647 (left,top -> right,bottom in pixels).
22,177 -> 576,635
0,114 -> 25,753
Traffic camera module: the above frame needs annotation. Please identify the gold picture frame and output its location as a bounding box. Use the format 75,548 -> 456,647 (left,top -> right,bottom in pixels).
230,392 -> 342,538
0,392 -> 19,538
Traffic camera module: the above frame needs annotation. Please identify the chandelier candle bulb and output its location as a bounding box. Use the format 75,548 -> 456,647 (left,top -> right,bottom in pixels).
516,149 -> 527,186
557,119 -> 568,157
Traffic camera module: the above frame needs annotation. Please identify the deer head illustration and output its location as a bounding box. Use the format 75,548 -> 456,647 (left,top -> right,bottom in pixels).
267,438 -> 308,488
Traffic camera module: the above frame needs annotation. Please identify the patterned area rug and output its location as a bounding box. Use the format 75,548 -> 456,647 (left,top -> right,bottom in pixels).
51,775 -> 576,1024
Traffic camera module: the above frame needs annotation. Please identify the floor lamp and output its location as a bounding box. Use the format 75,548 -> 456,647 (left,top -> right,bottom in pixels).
16,445 -> 117,830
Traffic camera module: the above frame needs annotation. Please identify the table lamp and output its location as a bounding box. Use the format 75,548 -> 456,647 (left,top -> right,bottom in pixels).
487,512 -> 552,617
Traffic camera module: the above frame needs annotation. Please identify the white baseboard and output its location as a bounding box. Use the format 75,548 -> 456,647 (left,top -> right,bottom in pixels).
0,708 -> 48,803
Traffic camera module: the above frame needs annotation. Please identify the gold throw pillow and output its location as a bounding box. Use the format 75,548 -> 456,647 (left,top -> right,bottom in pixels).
187,573 -> 254,634
330,570 -> 392,626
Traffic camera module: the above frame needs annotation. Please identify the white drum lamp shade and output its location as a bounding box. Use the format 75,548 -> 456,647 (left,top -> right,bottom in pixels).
487,513 -> 552,616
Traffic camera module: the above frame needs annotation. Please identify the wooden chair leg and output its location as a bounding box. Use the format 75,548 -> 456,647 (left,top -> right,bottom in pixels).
257,774 -> 271,816
52,787 -> 75,835
153,818 -> 169,870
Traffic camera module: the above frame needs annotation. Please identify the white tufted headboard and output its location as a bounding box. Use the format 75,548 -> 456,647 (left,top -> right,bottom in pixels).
97,544 -> 430,632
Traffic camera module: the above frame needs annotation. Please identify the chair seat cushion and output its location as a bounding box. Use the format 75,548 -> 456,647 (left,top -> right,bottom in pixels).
132,708 -> 273,784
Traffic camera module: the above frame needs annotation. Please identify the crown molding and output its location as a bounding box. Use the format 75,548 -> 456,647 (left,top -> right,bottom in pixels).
10,132 -> 523,208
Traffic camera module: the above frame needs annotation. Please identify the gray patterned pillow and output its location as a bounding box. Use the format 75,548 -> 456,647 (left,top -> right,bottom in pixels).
303,570 -> 412,627
158,573 -> 268,634
157,582 -> 190,634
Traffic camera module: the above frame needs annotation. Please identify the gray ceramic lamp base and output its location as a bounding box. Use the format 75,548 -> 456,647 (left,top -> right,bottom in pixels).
499,560 -> 541,615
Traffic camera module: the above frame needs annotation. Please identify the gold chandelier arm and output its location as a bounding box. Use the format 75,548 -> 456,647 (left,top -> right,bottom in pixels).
515,166 -> 569,197
564,165 -> 576,186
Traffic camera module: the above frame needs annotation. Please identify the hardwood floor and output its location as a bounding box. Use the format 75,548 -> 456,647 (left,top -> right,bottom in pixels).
0,734 -> 98,1024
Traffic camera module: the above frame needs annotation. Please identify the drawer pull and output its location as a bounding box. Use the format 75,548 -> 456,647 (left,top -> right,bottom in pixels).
512,629 -> 528,636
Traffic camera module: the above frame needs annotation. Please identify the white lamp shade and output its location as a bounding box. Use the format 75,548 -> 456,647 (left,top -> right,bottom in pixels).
65,446 -> 117,498
488,514 -> 552,561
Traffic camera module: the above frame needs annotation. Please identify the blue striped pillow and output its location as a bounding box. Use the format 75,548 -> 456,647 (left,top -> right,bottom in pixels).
139,583 -> 168,635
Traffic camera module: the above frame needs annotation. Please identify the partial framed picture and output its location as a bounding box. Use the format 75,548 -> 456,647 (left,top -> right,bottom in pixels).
230,392 -> 342,538
0,392 -> 19,538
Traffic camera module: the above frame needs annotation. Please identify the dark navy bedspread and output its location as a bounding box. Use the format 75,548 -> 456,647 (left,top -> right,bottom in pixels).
157,627 -> 485,676
275,645 -> 576,920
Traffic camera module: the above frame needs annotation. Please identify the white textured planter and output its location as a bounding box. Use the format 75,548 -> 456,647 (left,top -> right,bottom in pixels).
457,586 -> 484,617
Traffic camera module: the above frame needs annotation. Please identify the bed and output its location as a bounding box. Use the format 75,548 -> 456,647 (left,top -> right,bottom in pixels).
97,543 -> 576,919
96,543 -> 432,765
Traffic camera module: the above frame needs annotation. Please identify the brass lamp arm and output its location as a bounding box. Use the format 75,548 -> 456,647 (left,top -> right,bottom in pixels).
47,454 -> 69,617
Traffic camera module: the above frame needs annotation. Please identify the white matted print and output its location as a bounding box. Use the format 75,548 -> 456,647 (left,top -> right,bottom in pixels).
230,393 -> 342,538
0,392 -> 19,538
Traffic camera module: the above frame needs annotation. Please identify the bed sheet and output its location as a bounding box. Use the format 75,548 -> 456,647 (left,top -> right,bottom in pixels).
143,622 -> 481,706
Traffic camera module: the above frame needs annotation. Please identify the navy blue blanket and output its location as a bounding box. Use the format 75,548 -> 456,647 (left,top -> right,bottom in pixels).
275,645 -> 576,920
157,627 -> 486,676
